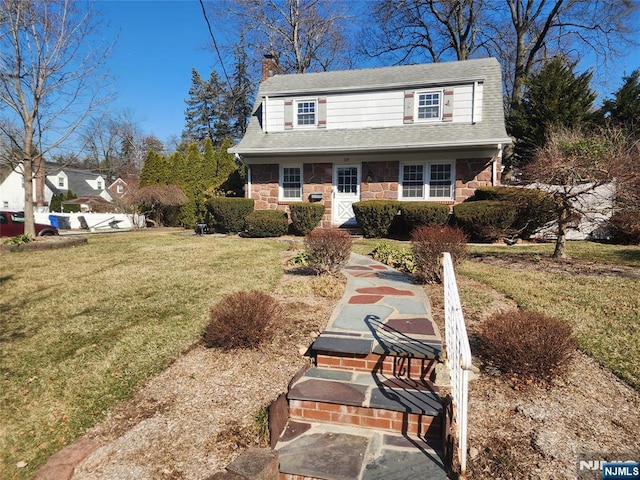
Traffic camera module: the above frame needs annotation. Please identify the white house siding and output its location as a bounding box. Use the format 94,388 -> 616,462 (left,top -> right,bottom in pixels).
263,83 -> 483,132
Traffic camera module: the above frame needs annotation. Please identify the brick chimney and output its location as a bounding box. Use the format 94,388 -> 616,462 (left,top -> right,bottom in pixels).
261,54 -> 278,82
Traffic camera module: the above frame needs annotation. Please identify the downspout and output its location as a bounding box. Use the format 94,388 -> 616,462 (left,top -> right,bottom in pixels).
493,143 -> 503,186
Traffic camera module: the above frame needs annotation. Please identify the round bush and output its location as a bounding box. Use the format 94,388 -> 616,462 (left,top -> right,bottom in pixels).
206,197 -> 254,233
244,210 -> 289,238
203,291 -> 282,350
453,200 -> 517,242
289,203 -> 325,235
478,309 -> 577,384
400,202 -> 450,233
304,229 -> 353,275
352,200 -> 401,238
410,225 -> 467,283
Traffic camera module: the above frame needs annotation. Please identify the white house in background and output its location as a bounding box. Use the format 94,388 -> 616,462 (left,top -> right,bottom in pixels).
0,162 -> 53,211
231,56 -> 511,228
0,163 -> 113,212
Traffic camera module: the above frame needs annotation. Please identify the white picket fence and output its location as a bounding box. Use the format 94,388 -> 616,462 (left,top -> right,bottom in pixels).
442,252 -> 473,477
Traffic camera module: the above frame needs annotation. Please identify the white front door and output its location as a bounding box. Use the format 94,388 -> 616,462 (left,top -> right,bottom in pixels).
332,165 -> 360,226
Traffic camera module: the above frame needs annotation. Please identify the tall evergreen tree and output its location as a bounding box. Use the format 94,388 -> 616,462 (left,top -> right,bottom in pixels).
507,57 -> 596,167
183,68 -> 229,146
227,35 -> 253,141
139,150 -> 170,187
598,69 -> 640,139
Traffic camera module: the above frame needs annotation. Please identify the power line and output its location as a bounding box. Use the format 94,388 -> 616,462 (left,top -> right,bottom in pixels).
198,0 -> 231,89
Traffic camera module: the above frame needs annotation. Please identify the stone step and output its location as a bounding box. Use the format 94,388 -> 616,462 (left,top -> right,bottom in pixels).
276,422 -> 447,480
316,351 -> 438,381
288,368 -> 442,438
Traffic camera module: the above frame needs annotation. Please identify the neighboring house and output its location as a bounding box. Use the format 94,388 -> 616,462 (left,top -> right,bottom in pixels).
231,57 -> 511,227
0,162 -> 50,212
47,165 -> 113,211
107,173 -> 138,200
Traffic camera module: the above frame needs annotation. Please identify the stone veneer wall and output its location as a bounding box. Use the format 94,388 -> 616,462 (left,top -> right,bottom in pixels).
454,158 -> 497,203
248,157 -> 499,227
360,161 -> 399,201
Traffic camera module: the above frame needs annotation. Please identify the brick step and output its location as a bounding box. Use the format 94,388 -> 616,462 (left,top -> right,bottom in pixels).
276,422 -> 447,480
316,351 -> 438,381
288,368 -> 442,438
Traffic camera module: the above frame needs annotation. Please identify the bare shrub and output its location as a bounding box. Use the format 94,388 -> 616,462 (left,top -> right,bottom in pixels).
304,229 -> 352,275
411,225 -> 467,283
203,291 -> 282,350
478,309 -> 577,384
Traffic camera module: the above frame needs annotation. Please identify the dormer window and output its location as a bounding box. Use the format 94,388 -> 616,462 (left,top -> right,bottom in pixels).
417,91 -> 442,120
97,180 -> 102,190
296,100 -> 316,126
58,176 -> 64,187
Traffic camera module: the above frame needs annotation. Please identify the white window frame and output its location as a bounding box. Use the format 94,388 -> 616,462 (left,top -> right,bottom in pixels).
415,90 -> 443,121
97,180 -> 103,190
399,161 -> 455,201
279,165 -> 303,201
295,99 -> 317,127
116,184 -> 124,194
58,176 -> 65,187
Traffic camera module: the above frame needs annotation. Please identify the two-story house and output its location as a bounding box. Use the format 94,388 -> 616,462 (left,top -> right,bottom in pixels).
231,57 -> 511,228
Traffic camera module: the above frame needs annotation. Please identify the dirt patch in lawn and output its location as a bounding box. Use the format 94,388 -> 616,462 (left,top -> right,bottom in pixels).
67,251 -> 639,480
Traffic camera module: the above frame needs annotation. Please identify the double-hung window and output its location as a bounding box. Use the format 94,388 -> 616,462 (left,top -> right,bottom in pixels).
401,162 -> 453,200
417,91 -> 442,120
296,100 -> 316,126
281,166 -> 302,201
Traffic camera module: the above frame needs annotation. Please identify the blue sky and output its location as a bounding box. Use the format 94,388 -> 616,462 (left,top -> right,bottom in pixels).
98,1 -> 640,146
98,1 -> 216,144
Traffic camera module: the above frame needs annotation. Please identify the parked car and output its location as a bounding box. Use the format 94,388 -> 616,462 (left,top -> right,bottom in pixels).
0,211 -> 59,237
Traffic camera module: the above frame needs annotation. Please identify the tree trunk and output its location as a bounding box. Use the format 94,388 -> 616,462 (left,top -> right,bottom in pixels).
23,158 -> 36,237
553,208 -> 569,259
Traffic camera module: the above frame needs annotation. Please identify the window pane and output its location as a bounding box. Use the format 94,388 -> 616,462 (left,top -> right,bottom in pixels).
417,92 -> 441,119
429,164 -> 452,197
282,167 -> 302,198
297,101 -> 316,125
337,167 -> 358,194
402,165 -> 424,198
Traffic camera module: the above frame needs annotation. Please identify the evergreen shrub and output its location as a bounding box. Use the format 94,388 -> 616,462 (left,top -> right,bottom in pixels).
453,200 -> 517,242
304,229 -> 353,275
352,200 -> 401,238
206,197 -> 254,233
400,202 -> 450,233
370,243 -> 416,273
203,291 -> 282,350
411,225 -> 467,283
244,210 -> 289,238
478,309 -> 576,384
472,186 -> 555,238
289,203 -> 325,235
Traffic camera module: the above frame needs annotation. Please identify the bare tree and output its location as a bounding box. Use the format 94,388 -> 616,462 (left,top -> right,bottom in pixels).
523,127 -> 638,258
362,0 -> 637,106
361,0 -> 484,64
0,0 -> 113,235
212,0 -> 352,74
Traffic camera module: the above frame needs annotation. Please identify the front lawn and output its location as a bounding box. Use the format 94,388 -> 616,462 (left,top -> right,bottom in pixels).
0,230 -> 286,479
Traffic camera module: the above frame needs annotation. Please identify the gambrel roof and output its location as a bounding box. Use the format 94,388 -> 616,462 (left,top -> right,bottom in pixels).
232,57 -> 511,156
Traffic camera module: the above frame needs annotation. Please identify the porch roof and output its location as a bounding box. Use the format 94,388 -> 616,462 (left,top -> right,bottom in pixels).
231,122 -> 511,157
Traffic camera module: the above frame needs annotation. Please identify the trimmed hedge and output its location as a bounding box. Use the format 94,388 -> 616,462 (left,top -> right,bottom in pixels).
400,202 -> 450,233
352,200 -> 401,238
206,197 -> 254,233
472,186 -> 555,239
289,203 -> 325,235
244,210 -> 289,238
453,200 -> 517,242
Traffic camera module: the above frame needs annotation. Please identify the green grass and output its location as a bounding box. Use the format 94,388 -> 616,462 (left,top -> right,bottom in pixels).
0,230 -> 287,479
460,255 -> 640,390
